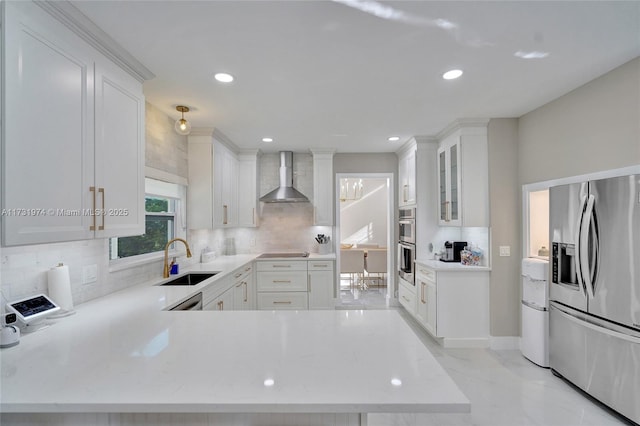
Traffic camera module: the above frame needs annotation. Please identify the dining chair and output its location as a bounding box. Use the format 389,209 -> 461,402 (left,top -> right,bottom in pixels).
364,248 -> 387,287
340,249 -> 365,290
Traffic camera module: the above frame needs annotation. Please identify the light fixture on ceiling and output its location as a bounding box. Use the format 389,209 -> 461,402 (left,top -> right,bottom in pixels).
514,51 -> 549,59
214,72 -> 234,83
442,69 -> 463,80
340,178 -> 363,202
388,136 -> 400,142
262,137 -> 274,143
174,105 -> 191,135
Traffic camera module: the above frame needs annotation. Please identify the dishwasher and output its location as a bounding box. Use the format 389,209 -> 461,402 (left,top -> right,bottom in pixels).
170,292 -> 203,311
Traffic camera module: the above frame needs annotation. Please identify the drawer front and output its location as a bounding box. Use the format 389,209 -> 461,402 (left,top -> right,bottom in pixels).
256,261 -> 307,272
257,271 -> 308,291
257,292 -> 309,310
416,265 -> 436,282
308,260 -> 334,271
232,263 -> 254,281
398,282 -> 416,314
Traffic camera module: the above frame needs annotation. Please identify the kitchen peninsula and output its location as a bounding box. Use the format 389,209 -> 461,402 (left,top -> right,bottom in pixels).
0,255 -> 469,426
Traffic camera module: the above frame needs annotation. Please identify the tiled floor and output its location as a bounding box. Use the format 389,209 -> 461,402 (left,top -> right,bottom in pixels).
337,283 -> 631,426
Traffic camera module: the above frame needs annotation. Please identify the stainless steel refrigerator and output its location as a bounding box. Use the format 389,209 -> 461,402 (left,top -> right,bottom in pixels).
549,174 -> 639,424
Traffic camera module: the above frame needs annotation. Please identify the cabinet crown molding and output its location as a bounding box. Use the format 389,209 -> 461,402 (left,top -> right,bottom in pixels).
34,0 -> 155,83
436,118 -> 490,141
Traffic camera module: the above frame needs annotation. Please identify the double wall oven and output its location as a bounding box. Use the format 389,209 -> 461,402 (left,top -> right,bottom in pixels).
398,207 -> 415,285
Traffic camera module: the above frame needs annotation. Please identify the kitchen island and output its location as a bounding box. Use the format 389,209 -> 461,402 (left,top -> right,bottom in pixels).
0,255 -> 469,426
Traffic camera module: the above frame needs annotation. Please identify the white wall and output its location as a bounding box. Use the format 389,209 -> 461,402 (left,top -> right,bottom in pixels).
339,178 -> 388,247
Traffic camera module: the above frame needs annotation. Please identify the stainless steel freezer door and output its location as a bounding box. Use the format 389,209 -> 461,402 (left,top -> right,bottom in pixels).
588,174 -> 640,330
551,302 -> 640,425
549,182 -> 588,312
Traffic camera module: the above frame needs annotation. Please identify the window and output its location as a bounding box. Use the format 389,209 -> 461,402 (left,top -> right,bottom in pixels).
109,179 -> 185,261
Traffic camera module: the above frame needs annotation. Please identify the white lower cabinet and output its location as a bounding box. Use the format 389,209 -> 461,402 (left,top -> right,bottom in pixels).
257,292 -> 309,310
308,260 -> 334,310
256,259 -> 335,310
412,262 -> 490,347
204,286 -> 235,311
398,279 -> 417,315
232,264 -> 255,310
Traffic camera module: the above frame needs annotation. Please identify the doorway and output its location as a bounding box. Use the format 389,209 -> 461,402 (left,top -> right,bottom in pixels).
335,173 -> 394,308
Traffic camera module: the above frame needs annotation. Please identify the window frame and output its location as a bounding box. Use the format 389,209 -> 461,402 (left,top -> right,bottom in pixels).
109,178 -> 186,271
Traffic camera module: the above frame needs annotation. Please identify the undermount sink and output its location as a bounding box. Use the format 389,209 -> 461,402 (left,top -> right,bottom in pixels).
159,272 -> 218,286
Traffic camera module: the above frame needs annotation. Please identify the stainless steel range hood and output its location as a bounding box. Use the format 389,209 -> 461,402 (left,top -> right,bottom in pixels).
259,152 -> 310,203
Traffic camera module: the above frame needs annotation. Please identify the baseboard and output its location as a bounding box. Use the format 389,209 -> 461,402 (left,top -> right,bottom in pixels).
489,336 -> 520,350
441,337 -> 490,348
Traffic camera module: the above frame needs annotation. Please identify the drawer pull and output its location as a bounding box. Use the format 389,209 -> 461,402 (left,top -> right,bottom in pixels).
312,264 -> 328,268
402,296 -> 410,303
273,301 -> 292,305
272,280 -> 292,283
272,265 -> 292,268
245,267 -> 251,271
235,273 -> 243,278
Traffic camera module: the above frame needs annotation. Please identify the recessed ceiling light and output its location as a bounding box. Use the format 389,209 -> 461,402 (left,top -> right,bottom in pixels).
514,51 -> 549,59
388,136 -> 400,142
214,72 -> 234,83
262,137 -> 273,143
442,69 -> 463,80
391,378 -> 402,386
264,378 -> 275,387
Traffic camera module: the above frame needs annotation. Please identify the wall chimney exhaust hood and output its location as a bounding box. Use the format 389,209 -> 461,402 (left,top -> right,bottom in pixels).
259,152 -> 309,203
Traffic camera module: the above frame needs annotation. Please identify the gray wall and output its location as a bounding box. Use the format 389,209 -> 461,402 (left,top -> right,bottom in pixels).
333,153 -> 398,175
518,57 -> 640,184
487,57 -> 640,338
487,119 -> 520,337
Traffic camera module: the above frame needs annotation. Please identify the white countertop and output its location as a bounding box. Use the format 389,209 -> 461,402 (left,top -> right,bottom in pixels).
415,258 -> 491,272
0,255 -> 469,414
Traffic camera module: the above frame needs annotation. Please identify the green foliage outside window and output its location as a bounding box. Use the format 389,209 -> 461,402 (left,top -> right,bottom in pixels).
110,197 -> 175,259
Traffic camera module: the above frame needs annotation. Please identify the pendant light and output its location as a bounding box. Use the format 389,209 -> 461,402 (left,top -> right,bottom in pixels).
174,105 -> 192,135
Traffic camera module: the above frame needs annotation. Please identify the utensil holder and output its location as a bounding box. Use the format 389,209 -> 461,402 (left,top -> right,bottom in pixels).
318,243 -> 331,255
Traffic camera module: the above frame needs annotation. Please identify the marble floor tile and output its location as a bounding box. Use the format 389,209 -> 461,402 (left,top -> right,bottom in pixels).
367,309 -> 631,426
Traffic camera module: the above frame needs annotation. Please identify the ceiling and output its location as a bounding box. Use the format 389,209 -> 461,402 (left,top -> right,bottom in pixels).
71,0 -> 640,153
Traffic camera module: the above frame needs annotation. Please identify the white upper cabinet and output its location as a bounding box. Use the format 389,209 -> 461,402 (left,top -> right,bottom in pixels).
214,142 -> 238,228
237,151 -> 259,227
436,121 -> 489,227
93,60 -> 145,239
311,149 -> 335,226
187,132 -> 257,229
398,141 -> 417,207
1,1 -> 147,246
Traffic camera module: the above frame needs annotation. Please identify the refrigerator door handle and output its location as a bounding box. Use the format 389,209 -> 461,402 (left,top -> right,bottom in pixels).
574,195 -> 588,298
551,302 -> 640,343
580,194 -> 596,299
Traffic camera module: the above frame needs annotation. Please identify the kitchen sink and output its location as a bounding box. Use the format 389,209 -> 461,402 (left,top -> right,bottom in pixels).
159,272 -> 219,286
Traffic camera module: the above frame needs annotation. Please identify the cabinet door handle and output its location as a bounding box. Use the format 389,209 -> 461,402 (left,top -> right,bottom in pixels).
98,188 -> 105,230
273,301 -> 292,305
421,282 -> 426,304
89,186 -> 96,231
243,282 -> 247,302
223,205 -> 228,225
218,300 -> 223,310
252,207 -> 255,225
308,274 -> 311,292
